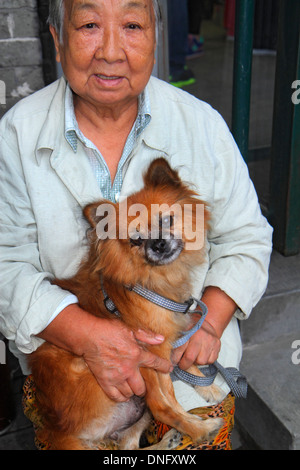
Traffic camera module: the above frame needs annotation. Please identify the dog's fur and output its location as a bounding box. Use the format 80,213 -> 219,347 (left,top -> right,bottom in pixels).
28,158 -> 224,450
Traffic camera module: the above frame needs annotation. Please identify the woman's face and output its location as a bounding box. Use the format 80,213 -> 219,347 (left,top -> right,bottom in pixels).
51,0 -> 156,110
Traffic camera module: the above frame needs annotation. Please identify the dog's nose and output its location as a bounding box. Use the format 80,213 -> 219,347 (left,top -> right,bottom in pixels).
150,238 -> 168,254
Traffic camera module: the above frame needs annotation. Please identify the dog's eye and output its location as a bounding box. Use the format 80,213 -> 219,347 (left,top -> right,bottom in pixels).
130,236 -> 144,247
160,214 -> 174,228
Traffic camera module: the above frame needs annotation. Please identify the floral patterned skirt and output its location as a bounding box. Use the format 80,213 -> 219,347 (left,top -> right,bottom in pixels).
23,375 -> 235,451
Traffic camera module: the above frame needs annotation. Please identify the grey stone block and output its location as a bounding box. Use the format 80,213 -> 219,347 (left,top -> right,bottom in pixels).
0,39 -> 42,67
0,9 -> 39,40
0,1 -> 36,9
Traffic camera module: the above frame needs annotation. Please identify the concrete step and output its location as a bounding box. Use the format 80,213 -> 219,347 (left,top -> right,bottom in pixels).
240,250 -> 300,346
236,332 -> 300,449
236,250 -> 300,450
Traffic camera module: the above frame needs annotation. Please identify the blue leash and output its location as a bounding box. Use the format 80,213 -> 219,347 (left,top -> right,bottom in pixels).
171,297 -> 247,398
101,277 -> 247,398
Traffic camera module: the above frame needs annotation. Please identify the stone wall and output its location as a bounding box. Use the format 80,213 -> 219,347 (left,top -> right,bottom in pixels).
0,0 -> 45,118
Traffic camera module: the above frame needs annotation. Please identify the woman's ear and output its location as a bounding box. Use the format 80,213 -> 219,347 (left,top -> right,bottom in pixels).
49,25 -> 61,63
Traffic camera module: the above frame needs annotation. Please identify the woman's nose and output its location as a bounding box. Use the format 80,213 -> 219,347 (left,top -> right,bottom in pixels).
95,25 -> 126,63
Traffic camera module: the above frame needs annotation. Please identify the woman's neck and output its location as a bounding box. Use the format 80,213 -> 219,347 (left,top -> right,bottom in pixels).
73,94 -> 139,134
73,94 -> 139,183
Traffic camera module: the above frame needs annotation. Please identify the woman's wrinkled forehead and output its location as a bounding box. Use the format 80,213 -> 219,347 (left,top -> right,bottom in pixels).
49,0 -> 161,42
65,0 -> 155,20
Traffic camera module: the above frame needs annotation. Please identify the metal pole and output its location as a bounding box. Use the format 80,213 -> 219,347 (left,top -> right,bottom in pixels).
153,0 -> 169,81
232,0 -> 255,162
268,0 -> 300,256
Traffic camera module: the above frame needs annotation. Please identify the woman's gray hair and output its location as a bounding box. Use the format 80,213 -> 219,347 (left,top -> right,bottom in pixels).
48,0 -> 162,43
48,0 -> 64,40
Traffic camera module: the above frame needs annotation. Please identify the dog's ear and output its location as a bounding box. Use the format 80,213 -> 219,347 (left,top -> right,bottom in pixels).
84,200 -> 117,235
84,203 -> 100,228
144,158 -> 182,189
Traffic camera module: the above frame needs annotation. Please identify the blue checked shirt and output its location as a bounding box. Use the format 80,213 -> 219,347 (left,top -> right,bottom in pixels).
44,84 -> 152,329
64,84 -> 151,202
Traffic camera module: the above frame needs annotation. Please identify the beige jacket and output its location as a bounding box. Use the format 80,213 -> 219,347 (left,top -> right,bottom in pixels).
0,76 -> 273,407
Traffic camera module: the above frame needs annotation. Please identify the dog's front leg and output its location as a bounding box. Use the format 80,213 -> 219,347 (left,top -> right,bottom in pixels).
141,368 -> 223,445
187,364 -> 227,403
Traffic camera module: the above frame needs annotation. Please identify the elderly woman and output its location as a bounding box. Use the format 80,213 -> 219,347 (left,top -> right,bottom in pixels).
0,0 -> 272,450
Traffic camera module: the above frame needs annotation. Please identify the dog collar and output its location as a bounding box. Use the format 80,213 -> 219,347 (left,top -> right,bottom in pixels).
100,274 -> 207,318
100,274 -> 208,349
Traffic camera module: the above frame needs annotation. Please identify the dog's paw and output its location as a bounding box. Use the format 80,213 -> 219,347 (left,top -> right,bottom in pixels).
163,429 -> 183,450
147,429 -> 182,450
195,384 -> 227,404
207,417 -> 224,440
192,417 -> 224,445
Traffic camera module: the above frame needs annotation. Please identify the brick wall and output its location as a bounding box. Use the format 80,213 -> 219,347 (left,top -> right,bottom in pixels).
0,0 -> 45,118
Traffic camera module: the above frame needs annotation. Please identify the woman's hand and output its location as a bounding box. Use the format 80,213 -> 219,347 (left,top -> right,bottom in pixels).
171,287 -> 237,370
171,317 -> 221,369
82,318 -> 173,402
38,304 -> 172,403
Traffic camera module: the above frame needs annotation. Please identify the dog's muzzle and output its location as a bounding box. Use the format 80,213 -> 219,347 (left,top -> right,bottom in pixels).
145,236 -> 184,265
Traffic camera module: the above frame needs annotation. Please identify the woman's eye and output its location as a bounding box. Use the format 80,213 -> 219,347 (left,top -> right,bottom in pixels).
126,23 -> 141,30
84,23 -> 96,29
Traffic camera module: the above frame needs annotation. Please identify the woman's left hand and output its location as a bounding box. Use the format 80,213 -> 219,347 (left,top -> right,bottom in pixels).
171,287 -> 238,370
171,316 -> 221,369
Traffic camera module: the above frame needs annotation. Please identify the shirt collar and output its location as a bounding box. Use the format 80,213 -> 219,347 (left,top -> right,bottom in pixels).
64,83 -> 151,153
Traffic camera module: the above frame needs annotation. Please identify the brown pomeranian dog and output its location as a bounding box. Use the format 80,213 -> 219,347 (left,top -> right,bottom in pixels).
28,158 -> 224,450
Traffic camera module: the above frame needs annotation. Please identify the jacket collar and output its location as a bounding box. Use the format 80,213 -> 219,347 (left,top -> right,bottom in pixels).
35,77 -> 67,159
35,78 -> 102,207
35,76 -> 169,159
141,76 -> 170,155
34,76 -> 170,207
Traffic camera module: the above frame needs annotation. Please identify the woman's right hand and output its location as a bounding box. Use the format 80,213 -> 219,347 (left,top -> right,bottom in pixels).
38,304 -> 172,402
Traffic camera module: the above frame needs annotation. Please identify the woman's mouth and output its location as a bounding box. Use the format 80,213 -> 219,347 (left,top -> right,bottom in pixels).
96,74 -> 121,80
94,74 -> 124,86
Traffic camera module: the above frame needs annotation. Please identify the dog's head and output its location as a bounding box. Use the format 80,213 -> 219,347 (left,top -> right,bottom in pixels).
84,158 -> 209,288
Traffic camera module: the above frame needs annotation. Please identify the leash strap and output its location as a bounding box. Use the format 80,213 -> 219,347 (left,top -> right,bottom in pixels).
172,298 -> 208,348
100,275 -> 247,398
101,276 -> 194,315
172,362 -> 248,399
126,284 -> 194,314
172,307 -> 248,398
101,276 -> 121,317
